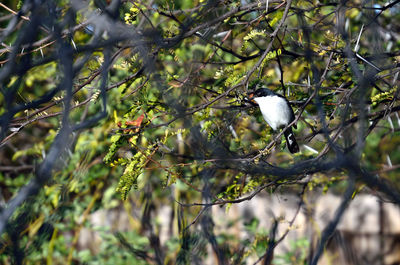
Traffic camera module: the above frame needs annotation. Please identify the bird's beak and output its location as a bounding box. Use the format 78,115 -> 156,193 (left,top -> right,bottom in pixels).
246,93 -> 257,105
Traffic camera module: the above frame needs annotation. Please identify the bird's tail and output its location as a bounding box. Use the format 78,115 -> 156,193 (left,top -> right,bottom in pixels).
284,127 -> 299,153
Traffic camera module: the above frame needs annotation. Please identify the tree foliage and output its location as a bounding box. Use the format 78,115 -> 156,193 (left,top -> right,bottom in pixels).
0,0 -> 399,264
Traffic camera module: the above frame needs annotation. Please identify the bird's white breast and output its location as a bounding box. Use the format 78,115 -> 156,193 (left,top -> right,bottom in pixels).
254,96 -> 292,131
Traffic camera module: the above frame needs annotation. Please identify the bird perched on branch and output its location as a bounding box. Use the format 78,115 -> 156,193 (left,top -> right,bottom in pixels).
248,88 -> 299,153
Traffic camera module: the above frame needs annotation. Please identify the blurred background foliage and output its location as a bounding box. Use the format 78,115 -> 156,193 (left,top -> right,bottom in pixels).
0,0 -> 399,264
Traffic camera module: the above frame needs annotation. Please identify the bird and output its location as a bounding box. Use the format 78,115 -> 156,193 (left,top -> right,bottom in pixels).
249,88 -> 299,153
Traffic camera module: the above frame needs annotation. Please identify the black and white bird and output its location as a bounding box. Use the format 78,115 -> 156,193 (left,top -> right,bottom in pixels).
249,88 -> 299,153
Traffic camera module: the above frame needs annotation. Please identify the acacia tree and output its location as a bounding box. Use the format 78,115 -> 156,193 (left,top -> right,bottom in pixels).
0,0 -> 399,264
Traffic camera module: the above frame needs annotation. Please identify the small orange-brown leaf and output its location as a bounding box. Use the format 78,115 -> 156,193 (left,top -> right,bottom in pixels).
125,114 -> 144,127
168,80 -> 183,88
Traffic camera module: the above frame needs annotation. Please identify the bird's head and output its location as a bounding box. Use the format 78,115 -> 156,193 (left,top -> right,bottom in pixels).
253,88 -> 275,97
246,88 -> 274,105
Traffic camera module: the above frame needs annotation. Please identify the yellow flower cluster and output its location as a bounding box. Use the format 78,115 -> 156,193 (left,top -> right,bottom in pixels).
124,7 -> 139,25
371,87 -> 396,107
